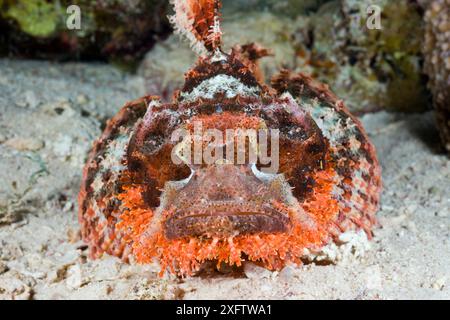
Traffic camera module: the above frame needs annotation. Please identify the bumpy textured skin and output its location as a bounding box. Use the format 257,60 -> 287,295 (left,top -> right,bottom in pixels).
423,0 -> 450,153
78,96 -> 155,259
79,0 -> 382,276
271,71 -> 381,235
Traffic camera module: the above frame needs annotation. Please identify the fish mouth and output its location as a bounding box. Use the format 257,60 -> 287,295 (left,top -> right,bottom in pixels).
159,164 -> 293,239
164,203 -> 290,239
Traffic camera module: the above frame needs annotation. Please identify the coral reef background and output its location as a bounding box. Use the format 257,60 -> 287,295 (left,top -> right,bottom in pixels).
423,0 -> 450,152
1,0 -> 444,115
0,0 -> 171,64
139,0 -> 431,114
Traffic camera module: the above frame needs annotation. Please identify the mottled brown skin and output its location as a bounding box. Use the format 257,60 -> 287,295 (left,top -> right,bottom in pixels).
271,70 -> 381,235
78,96 -> 154,259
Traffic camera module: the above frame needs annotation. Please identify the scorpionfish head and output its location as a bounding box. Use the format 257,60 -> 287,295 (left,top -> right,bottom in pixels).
121,50 -> 338,274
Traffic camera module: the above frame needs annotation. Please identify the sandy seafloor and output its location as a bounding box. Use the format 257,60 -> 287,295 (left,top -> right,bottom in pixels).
0,59 -> 449,300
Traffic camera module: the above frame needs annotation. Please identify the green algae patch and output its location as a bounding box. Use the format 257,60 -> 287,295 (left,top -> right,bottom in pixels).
1,0 -> 61,37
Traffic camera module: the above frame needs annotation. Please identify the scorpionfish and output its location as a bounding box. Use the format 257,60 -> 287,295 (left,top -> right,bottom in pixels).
79,0 -> 382,276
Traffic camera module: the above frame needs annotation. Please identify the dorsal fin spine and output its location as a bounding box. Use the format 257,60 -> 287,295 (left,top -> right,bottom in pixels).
169,0 -> 222,56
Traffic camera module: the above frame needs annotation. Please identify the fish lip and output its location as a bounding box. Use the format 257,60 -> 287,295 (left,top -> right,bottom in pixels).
164,207 -> 290,239
176,211 -> 274,219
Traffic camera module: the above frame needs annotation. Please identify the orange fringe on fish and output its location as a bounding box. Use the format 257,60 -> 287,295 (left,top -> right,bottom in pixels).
117,168 -> 339,276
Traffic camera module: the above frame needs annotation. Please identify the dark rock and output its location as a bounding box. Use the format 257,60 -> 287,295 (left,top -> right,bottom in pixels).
423,0 -> 450,153
0,0 -> 171,65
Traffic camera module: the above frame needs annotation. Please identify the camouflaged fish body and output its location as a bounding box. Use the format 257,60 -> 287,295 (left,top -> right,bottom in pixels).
79,0 -> 381,275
